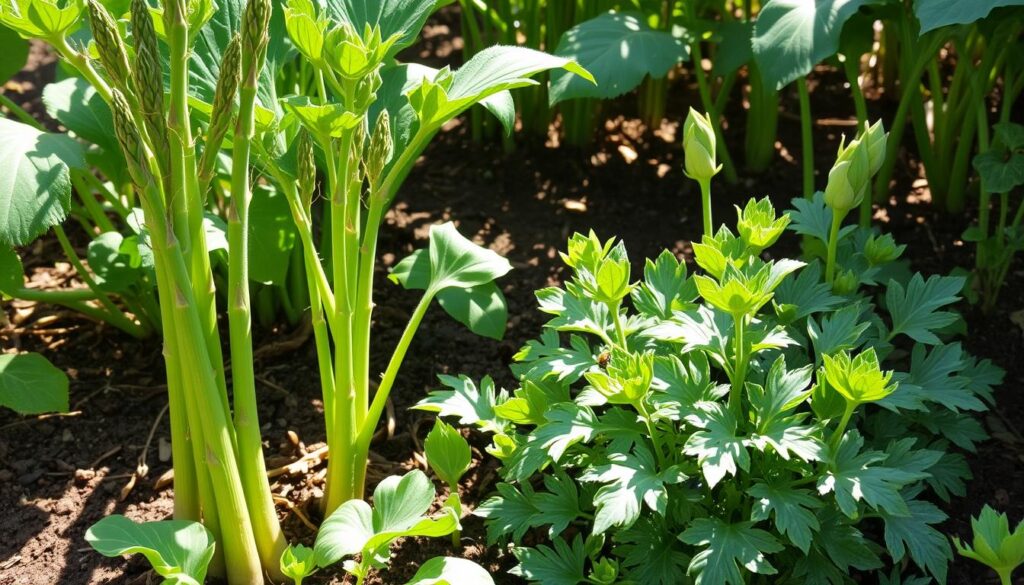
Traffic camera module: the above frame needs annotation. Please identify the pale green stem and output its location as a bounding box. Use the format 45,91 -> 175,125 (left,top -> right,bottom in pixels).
825,208 -> 844,285
0,93 -> 45,130
53,225 -> 147,338
729,313 -> 747,420
797,77 -> 814,199
829,403 -> 856,452
699,179 -> 713,238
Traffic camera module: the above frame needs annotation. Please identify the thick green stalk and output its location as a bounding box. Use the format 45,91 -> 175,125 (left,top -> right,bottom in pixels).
729,313 -> 747,420
829,403 -> 855,452
825,207 -> 844,285
227,0 -> 286,570
353,200 -> 386,430
699,179 -> 713,238
350,290 -> 436,500
71,171 -> 116,233
744,62 -> 779,172
797,77 -> 814,198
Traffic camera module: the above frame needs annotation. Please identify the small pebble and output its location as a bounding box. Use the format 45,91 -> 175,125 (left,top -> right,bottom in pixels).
74,469 -> 96,483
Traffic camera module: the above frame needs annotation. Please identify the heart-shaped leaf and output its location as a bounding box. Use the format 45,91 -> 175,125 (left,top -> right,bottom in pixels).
426,222 -> 512,293
0,23 -> 29,84
85,515 -> 215,585
915,0 -> 1024,34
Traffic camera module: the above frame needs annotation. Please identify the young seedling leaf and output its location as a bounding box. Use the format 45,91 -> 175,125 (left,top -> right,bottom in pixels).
424,419 -> 471,488
323,0 -> 435,60
0,352 -> 69,414
280,543 -> 317,584
314,470 -> 458,569
405,557 -> 496,585
548,11 -> 686,105
85,515 -> 216,585
953,505 -> 1024,583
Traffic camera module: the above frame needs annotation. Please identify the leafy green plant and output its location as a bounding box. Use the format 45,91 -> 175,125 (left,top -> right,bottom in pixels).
424,126 -> 1002,584
270,0 -> 592,519
953,505 -> 1024,585
965,121 -> 1024,311
86,515 -> 216,585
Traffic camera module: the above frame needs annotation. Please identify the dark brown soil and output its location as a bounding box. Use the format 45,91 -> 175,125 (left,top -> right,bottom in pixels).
2,9 -> 1023,585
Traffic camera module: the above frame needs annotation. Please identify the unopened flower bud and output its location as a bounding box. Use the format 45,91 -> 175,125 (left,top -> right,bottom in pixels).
296,130 -> 316,211
112,89 -> 152,186
862,120 -> 886,176
242,0 -> 272,82
824,136 -> 870,212
863,233 -> 905,266
365,110 -> 393,188
87,0 -> 132,91
832,269 -> 859,295
682,108 -> 720,183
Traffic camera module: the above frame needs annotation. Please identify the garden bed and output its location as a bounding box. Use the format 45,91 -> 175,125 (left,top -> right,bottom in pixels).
2,9 -> 1023,585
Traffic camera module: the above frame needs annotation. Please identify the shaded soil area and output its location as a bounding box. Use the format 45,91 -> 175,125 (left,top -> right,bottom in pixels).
3,11 -> 1023,585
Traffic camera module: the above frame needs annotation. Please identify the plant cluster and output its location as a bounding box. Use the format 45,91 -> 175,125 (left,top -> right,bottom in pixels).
0,0 -> 592,581
422,123 -> 1004,584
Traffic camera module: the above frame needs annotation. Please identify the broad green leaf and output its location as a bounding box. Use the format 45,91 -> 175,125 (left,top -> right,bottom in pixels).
0,118 -> 84,246
0,352 -> 68,414
249,184 -> 298,285
683,403 -> 750,487
85,515 -> 215,585
0,246 -> 24,294
87,232 -> 143,293
710,21 -> 753,77
548,11 -> 686,105
580,446 -> 685,534
885,273 -> 964,344
812,508 -> 883,572
915,0 -> 1024,33
411,46 -> 592,128
477,473 -> 580,544
753,0 -> 880,89
510,535 -> 587,585
679,518 -> 784,585
615,515 -> 691,585
787,192 -> 857,246
533,403 -> 599,462
748,482 -> 821,552
536,286 -> 613,339
817,431 -> 926,518
281,96 -> 362,137
314,470 -> 458,568
510,331 -> 594,384
973,122 -> 1024,192
415,374 -> 506,433
426,222 -> 511,292
390,248 -> 509,340
880,498 -> 951,582
424,419 -> 471,488
493,380 -> 571,426
188,0 -> 290,118
808,303 -> 870,358
0,23 -> 29,84
405,557 -> 495,585
774,261 -> 842,321
42,78 -> 119,155
323,0 -> 434,60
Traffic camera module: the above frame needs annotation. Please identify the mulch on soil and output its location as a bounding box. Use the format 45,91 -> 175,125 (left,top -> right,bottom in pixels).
2,11 -> 1023,585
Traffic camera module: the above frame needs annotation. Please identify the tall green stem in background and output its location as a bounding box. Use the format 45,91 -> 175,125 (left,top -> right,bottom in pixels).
797,77 -> 814,198
744,62 -> 779,172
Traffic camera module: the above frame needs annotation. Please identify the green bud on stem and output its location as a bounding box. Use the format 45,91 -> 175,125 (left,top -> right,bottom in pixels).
682,108 -> 721,184
296,129 -> 317,211
365,110 -> 393,189
112,88 -> 152,187
198,34 -> 242,185
823,135 -> 871,213
130,0 -> 167,163
87,0 -> 132,91
242,0 -> 272,83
